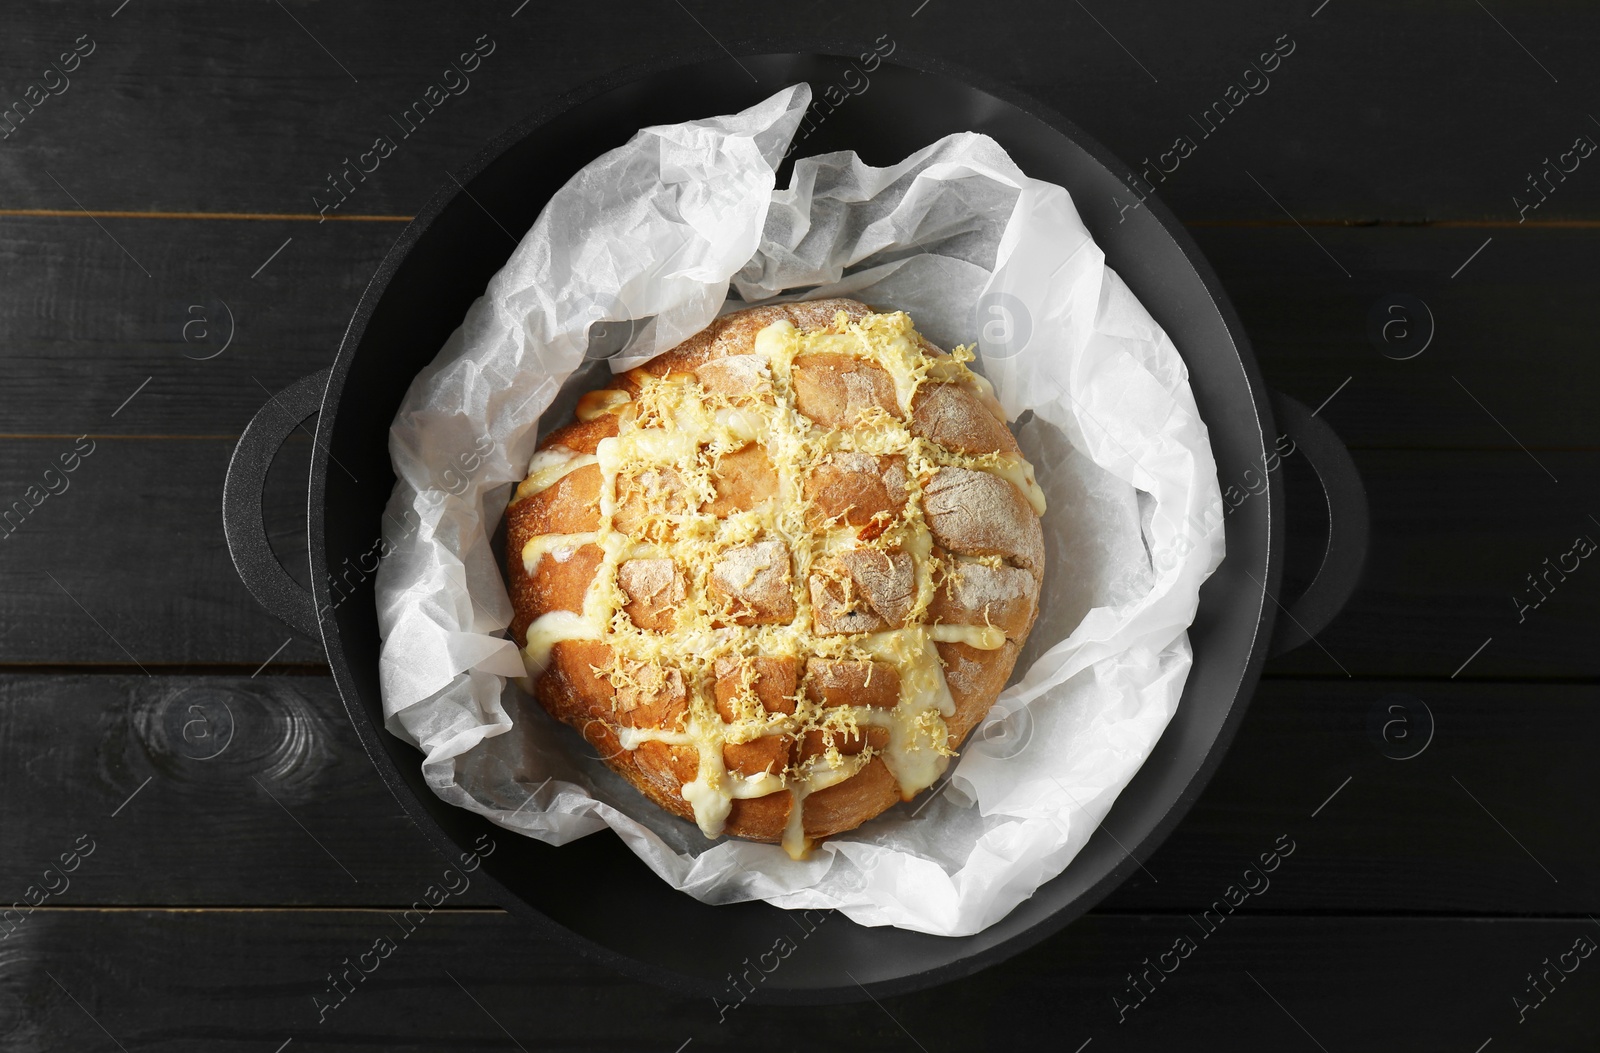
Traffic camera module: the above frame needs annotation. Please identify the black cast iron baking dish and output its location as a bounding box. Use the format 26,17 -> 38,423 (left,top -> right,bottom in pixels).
223,45 -> 1368,1003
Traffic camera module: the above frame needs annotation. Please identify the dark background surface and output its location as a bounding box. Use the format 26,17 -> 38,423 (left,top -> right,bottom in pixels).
2,1 -> 1598,1050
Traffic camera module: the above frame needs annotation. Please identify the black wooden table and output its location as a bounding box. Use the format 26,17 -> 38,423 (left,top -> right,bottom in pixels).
3,2 -> 1597,1050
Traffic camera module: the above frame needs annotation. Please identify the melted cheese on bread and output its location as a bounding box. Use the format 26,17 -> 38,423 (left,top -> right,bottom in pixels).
516,310 -> 1044,858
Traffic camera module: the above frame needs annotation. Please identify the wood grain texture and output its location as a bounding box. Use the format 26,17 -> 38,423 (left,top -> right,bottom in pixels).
1,910 -> 1594,1051
1194,226 -> 1600,450
1268,450 -> 1600,679
0,436 -> 323,666
2,439 -> 1594,675
4,219 -> 1598,447
1,0 -> 1596,1044
1100,677 -> 1599,914
0,674 -> 1592,914
0,215 -> 394,435
1,1 -> 1599,222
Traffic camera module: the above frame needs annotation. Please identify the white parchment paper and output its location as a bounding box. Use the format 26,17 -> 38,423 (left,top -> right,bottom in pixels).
375,83 -> 1224,937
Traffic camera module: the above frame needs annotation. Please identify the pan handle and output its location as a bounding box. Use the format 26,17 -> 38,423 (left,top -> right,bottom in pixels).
1266,391 -> 1370,658
222,369 -> 329,642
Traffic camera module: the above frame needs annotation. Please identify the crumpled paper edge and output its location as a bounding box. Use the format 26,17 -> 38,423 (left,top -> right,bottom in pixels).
373,83 -> 1225,937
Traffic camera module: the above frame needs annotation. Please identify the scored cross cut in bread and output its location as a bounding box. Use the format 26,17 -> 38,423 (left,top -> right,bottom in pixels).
910,380 -> 1020,456
634,739 -> 700,800
708,538 -> 797,626
702,443 -> 778,517
791,352 -> 903,428
609,658 -> 689,731
713,655 -> 800,721
504,297 -> 1046,859
928,556 -> 1040,640
809,548 -> 915,635
798,658 -> 897,763
804,657 -> 901,708
803,451 -> 909,529
613,464 -> 691,539
617,558 -> 685,632
922,465 -> 1046,574
713,655 -> 799,779
694,354 -> 774,401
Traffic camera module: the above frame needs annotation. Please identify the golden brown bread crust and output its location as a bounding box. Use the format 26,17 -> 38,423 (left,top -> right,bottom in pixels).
505,298 -> 1045,852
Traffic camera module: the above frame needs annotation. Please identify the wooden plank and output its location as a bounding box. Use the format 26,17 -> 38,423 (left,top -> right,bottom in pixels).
1038,0 -> 1600,225
1103,678 -> 1600,914
2,0 -> 1592,1044
0,673 -> 439,907
2,673 -> 1593,914
4,216 -> 1598,448
5,909 -> 1594,1050
0,436 -> 325,666
1,1 -> 1598,223
3,436 -> 1596,673
0,215 -> 396,434
1267,449 -> 1600,679
1195,226 -> 1600,451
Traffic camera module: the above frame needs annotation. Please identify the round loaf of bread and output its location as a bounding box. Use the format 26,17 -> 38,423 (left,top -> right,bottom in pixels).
505,298 -> 1046,858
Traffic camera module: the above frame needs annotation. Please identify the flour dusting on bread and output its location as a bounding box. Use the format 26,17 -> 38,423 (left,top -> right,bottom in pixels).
504,299 -> 1046,858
